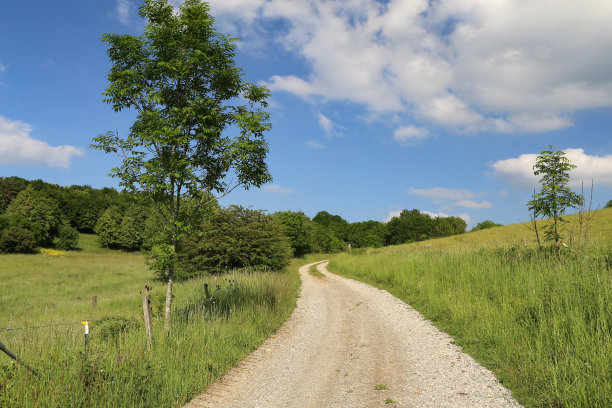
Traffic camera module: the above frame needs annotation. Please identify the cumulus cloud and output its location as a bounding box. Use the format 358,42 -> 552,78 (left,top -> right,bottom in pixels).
204,0 -> 612,134
0,116 -> 85,169
262,184 -> 293,194
393,125 -> 430,146
491,148 -> 612,189
455,200 -> 493,209
384,210 -> 402,222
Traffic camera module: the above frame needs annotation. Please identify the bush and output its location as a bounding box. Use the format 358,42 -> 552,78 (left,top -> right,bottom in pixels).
180,206 -> 293,275
56,223 -> 79,250
0,227 -> 36,253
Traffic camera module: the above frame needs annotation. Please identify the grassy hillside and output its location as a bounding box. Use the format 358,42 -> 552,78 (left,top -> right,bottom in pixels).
0,234 -> 301,408
329,209 -> 612,408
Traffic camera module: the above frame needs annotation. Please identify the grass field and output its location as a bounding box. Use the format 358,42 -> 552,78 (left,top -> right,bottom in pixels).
329,208 -> 612,408
0,234 -> 301,408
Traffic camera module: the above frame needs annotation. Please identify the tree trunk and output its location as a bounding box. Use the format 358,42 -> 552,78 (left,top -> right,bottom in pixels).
164,272 -> 173,331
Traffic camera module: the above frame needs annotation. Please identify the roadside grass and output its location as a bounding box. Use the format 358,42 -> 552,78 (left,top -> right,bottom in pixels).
329,224 -> 612,407
0,234 -> 302,407
308,263 -> 326,278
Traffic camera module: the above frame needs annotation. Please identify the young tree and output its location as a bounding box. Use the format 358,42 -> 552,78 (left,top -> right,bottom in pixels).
91,0 -> 272,329
528,145 -> 582,245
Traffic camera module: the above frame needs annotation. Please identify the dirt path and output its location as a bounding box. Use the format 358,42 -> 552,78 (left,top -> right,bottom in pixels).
184,261 -> 523,408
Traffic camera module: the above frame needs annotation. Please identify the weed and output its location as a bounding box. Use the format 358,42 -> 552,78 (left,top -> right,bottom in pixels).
375,384 -> 388,390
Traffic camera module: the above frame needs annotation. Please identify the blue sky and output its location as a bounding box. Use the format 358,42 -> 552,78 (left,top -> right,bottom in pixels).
1,0 -> 612,227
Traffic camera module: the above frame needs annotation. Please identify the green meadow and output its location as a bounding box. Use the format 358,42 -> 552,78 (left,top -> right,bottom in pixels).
329,208 -> 612,408
0,234 -> 301,408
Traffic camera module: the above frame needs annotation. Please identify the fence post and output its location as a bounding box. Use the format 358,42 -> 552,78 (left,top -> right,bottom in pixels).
142,286 -> 154,347
81,320 -> 89,355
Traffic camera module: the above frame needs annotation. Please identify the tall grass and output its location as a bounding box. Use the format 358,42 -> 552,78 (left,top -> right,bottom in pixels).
0,234 -> 301,407
329,245 -> 611,407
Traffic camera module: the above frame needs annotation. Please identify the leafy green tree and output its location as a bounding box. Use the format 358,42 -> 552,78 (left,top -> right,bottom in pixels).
91,0 -> 272,329
4,187 -> 64,247
180,206 -> 292,276
384,209 -> 434,245
56,223 -> 79,250
347,221 -> 385,248
274,211 -> 315,257
606,199 -> 612,208
0,176 -> 29,214
118,205 -> 148,250
95,206 -> 123,249
471,220 -> 502,232
312,211 -> 349,241
528,145 -> 583,244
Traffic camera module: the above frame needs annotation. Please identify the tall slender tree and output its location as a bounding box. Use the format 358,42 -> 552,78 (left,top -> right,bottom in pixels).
92,0 -> 272,329
528,145 -> 582,245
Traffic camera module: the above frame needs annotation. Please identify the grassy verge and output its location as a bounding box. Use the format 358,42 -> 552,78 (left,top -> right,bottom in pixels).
329,245 -> 611,408
0,235 -> 302,407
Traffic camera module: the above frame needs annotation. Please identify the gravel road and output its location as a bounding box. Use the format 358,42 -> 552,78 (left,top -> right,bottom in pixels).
184,261 -> 523,408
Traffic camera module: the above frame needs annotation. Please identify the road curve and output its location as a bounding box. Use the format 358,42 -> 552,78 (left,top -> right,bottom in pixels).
184,261 -> 523,408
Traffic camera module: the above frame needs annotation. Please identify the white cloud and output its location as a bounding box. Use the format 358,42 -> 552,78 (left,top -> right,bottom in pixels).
393,125 -> 429,146
409,187 -> 481,201
455,200 -> 493,209
384,210 -> 402,222
0,62 -> 6,72
492,148 -> 612,189
0,116 -> 85,169
306,139 -> 324,149
262,184 -> 293,195
205,0 -> 612,134
115,0 -> 134,25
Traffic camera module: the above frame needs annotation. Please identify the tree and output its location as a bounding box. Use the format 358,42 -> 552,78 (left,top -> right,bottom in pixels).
606,199 -> 612,208
470,220 -> 502,232
273,211 -> 315,257
4,187 -> 64,247
528,145 -> 583,245
95,206 -> 123,249
91,0 -> 272,329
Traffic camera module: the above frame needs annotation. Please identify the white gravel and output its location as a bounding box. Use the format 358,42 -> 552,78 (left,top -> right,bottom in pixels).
184,261 -> 523,408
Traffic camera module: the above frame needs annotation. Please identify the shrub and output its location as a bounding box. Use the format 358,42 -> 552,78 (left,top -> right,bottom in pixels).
0,227 -> 36,253
56,223 -> 79,250
180,206 -> 293,275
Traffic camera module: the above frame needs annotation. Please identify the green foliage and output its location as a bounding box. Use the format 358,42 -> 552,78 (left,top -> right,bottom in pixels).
528,145 -> 583,244
384,209 -> 465,245
274,211 -> 316,257
95,206 -> 123,249
180,206 -> 292,275
470,219 -> 502,232
312,211 -> 349,241
148,243 -> 177,281
605,199 -> 612,208
0,226 -> 36,253
91,0 -> 273,325
346,221 -> 385,248
0,176 -> 29,214
56,223 -> 79,250
118,205 -> 148,250
93,316 -> 136,343
4,187 -> 66,247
